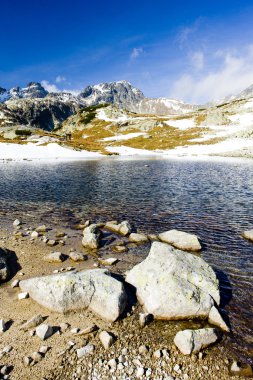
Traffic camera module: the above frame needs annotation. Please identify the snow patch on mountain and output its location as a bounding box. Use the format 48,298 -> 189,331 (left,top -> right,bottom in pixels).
164,118 -> 195,130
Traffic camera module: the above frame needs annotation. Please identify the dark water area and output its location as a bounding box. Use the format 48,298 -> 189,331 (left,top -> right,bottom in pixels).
0,158 -> 253,361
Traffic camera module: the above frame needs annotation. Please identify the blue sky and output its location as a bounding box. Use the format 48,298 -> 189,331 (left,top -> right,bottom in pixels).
1,0 -> 253,103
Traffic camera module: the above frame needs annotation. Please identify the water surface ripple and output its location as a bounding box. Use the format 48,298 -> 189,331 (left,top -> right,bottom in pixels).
0,158 -> 252,360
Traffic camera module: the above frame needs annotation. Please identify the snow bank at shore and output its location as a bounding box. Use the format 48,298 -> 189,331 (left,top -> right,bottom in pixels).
1,138 -> 253,162
0,142 -> 102,161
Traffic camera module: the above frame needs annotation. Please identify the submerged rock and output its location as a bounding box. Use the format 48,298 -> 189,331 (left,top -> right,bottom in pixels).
105,221 -> 132,236
82,224 -> 102,249
129,233 -> 149,244
126,242 -> 219,320
174,328 -> 220,355
242,229 -> 253,242
98,257 -> 118,266
19,269 -> 127,322
158,229 -> 201,251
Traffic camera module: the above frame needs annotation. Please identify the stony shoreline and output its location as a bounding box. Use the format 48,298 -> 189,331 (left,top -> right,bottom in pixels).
0,218 -> 252,380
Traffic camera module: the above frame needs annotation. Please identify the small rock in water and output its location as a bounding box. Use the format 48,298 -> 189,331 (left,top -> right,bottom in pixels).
36,324 -> 53,340
82,224 -> 102,249
18,292 -> 29,300
118,221 -> 132,236
36,225 -> 48,233
147,234 -> 159,241
99,331 -> 115,349
98,257 -> 118,266
56,231 -> 66,238
20,314 -> 44,330
76,344 -> 94,358
129,233 -> 149,244
13,219 -> 21,227
112,245 -> 128,253
242,229 -> 253,242
158,229 -> 201,252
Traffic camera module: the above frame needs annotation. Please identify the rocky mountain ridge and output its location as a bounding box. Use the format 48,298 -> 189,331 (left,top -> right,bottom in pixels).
0,80 -> 199,131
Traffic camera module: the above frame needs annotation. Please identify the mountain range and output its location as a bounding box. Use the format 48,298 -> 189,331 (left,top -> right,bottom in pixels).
0,80 -> 198,131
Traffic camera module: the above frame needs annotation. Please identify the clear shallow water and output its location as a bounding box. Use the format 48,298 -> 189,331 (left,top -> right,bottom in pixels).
0,158 -> 253,360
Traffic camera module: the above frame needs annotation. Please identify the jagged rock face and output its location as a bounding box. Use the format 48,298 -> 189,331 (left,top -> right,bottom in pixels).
78,80 -> 145,109
0,98 -> 78,131
0,82 -> 48,103
21,82 -> 48,98
78,81 -> 197,115
132,97 -> 198,115
0,87 -> 6,95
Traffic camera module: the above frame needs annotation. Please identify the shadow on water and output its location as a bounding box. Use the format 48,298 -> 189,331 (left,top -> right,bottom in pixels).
215,268 -> 233,308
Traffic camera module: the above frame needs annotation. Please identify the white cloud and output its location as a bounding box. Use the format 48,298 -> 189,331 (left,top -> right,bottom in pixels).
41,80 -> 81,95
55,75 -> 66,83
190,51 -> 204,70
41,80 -> 60,93
171,45 -> 253,103
130,47 -> 144,60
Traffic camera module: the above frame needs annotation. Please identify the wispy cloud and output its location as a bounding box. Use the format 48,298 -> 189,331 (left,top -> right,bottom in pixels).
171,45 -> 253,103
130,47 -> 144,60
177,18 -> 205,48
41,80 -> 60,92
55,75 -> 66,83
190,51 -> 205,70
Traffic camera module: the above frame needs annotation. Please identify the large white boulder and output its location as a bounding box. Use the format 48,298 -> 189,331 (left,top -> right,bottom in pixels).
174,328 -> 220,355
158,229 -> 201,251
20,269 -> 127,322
126,242 -> 219,320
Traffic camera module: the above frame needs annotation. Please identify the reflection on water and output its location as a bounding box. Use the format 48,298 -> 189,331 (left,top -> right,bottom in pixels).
0,158 -> 253,360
